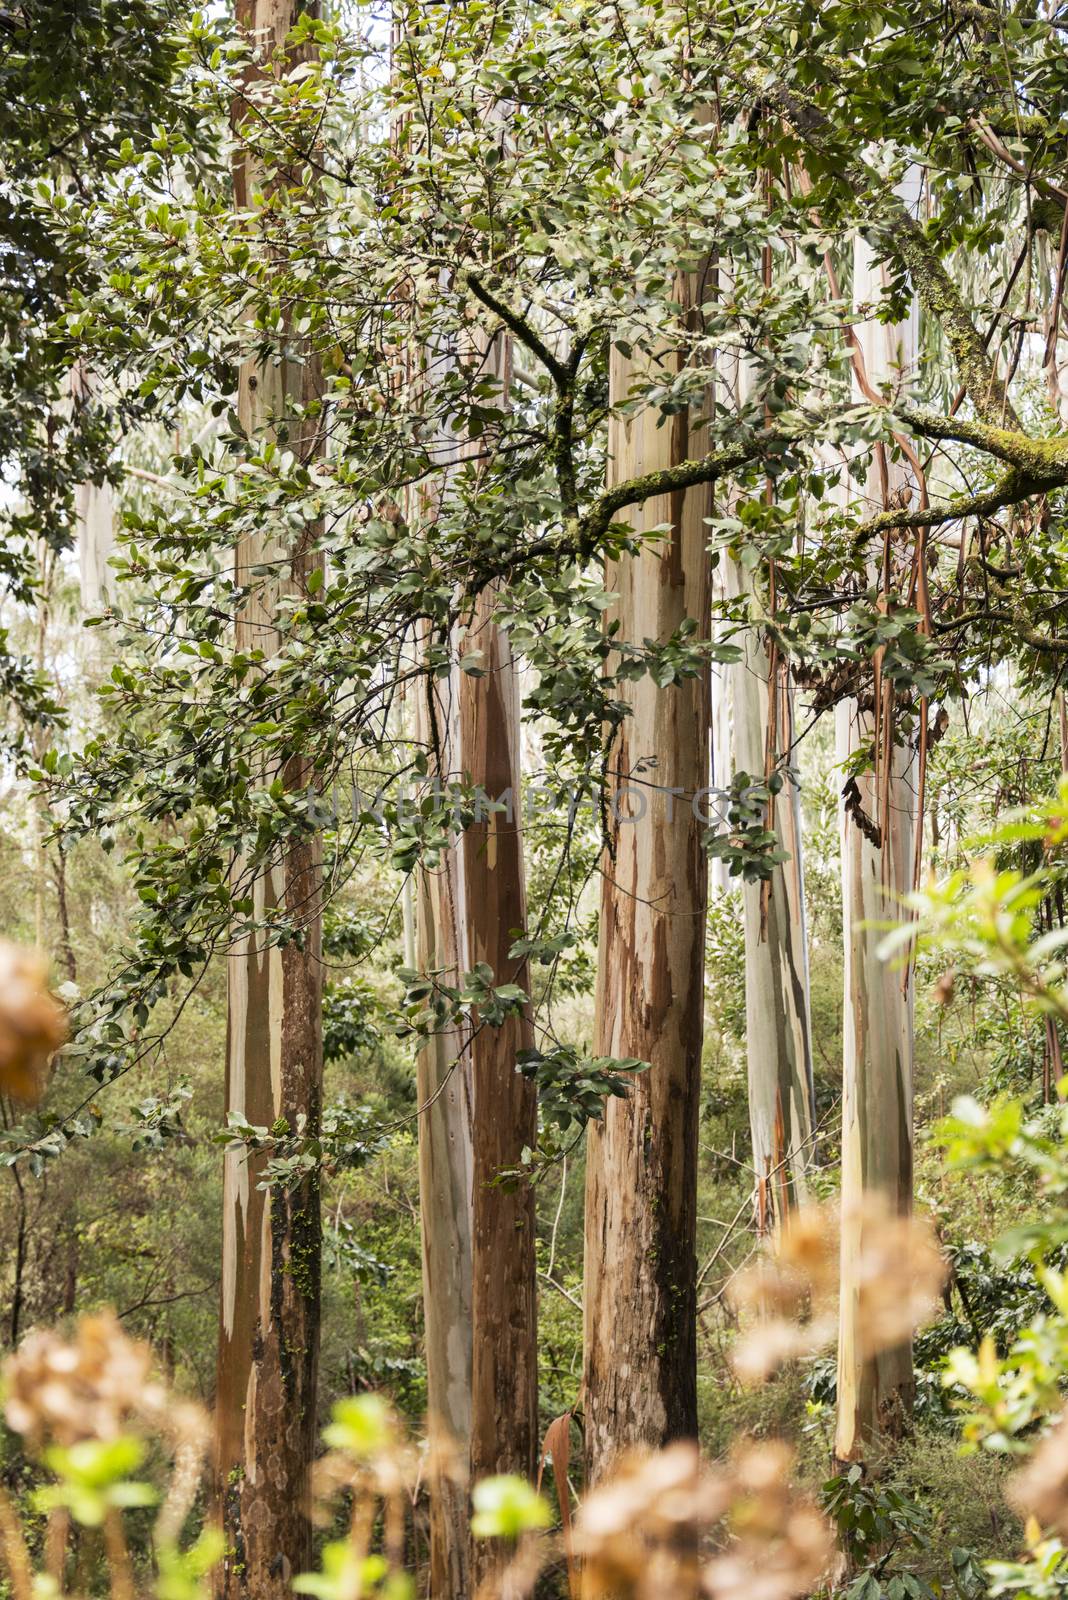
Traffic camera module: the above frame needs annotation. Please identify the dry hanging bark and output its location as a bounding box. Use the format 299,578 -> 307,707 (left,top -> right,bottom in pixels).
709,283 -> 816,1232
834,185 -> 920,1465
214,5 -> 324,1594
583,284 -> 711,1482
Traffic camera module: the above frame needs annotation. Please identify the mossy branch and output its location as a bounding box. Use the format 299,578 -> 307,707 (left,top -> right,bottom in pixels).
888,216 -> 1021,430
579,438 -> 777,551
895,405 -> 1068,475
464,272 -> 570,390
850,470 -> 1032,548
762,76 -> 1022,430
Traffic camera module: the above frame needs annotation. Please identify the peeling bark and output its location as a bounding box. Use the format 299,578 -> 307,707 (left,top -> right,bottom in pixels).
414,642 -> 475,1600
413,334 -> 537,1596
583,288 -> 711,1482
214,6 -> 324,1596
465,586 -> 538,1587
834,706 -> 915,1462
834,198 -> 919,1468
721,559 -> 816,1231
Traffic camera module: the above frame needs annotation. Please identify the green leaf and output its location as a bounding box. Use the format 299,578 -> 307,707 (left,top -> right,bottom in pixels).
470,1476 -> 551,1540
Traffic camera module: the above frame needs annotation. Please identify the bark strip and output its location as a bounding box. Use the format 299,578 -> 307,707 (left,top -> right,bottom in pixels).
583,285 -> 711,1481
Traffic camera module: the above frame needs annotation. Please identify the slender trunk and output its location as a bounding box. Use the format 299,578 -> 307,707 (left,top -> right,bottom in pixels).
387,45 -> 474,1580
466,584 -> 538,1572
723,566 -> 816,1230
68,362 -> 116,621
74,466 -> 115,615
214,7 -> 324,1595
62,1226 -> 77,1316
834,195 -> 919,1466
709,648 -> 734,899
583,292 -> 711,1482
414,645 -> 475,1600
52,854 -> 76,984
414,329 -> 537,1594
10,1163 -> 27,1346
31,544 -> 52,952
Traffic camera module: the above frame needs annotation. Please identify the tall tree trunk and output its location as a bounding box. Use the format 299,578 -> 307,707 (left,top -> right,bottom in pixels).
9,1160 -> 27,1346
834,195 -> 919,1466
722,558 -> 816,1232
53,853 -> 76,984
388,37 -> 475,1585
712,303 -> 816,1232
583,292 -> 711,1482
31,543 -> 53,953
413,332 -> 537,1595
69,363 -> 116,616
75,476 -> 115,614
414,644 -> 475,1600
465,582 -> 538,1571
214,6 -> 324,1595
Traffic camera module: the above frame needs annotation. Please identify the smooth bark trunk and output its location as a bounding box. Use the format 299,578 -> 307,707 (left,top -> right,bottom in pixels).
75,477 -> 115,614
722,559 -> 816,1231
834,193 -> 919,1466
414,645 -> 475,1600
583,301 -> 711,1482
465,585 -> 539,1583
214,7 -> 324,1595
69,365 -> 115,614
413,333 -> 536,1596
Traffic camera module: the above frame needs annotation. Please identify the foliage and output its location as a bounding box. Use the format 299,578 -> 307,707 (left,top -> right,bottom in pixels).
822,1468 -> 985,1600
6,0 -> 1068,1590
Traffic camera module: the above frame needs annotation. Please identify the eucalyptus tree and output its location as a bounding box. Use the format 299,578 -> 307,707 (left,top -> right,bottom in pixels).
407,326 -> 538,1592
720,565 -> 817,1229
712,346 -> 816,1231
21,0 -> 1068,1509
211,4 -> 326,1595
582,300 -> 714,1477
411,645 -> 475,1598
832,193 -> 921,1466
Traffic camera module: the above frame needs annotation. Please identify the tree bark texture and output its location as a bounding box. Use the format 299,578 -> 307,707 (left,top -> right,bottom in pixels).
583,293 -> 711,1483
465,583 -> 539,1582
413,332 -> 537,1597
414,641 -> 475,1600
215,6 -> 324,1596
834,190 -> 919,1466
721,558 -> 816,1232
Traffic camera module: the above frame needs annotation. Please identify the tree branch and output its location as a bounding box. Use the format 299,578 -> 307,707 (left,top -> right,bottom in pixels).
464,272 -> 570,389
851,470 -> 1032,548
762,75 -> 1023,430
895,404 -> 1068,476
580,437 -> 774,551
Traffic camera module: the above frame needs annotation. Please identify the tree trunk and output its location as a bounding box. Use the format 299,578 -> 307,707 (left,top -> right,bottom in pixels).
69,364 -> 116,615
214,6 -> 324,1595
583,295 -> 711,1483
834,194 -> 919,1467
413,327 -> 537,1594
9,1161 -> 27,1346
465,583 -> 538,1573
75,476 -> 115,614
722,559 -> 816,1231
414,645 -> 475,1600
53,853 -> 76,984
